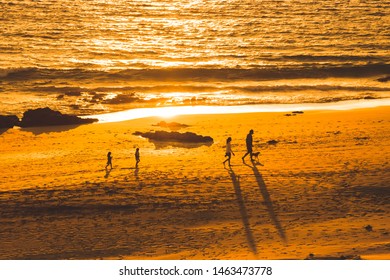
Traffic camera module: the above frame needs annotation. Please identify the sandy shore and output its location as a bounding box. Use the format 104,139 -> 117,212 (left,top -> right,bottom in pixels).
0,106 -> 389,260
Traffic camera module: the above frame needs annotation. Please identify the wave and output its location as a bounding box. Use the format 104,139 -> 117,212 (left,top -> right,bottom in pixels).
30,84 -> 390,95
2,63 -> 389,81
26,85 -> 388,108
280,55 -> 388,63
0,67 -> 100,80
114,64 -> 390,81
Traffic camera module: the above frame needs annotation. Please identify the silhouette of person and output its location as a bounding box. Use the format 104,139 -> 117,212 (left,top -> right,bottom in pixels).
135,148 -> 140,167
242,129 -> 254,162
223,137 -> 235,167
105,151 -> 113,169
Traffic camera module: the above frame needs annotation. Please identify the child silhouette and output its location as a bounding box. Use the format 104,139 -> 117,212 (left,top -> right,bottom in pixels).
223,137 -> 235,167
106,151 -> 113,169
135,148 -> 140,168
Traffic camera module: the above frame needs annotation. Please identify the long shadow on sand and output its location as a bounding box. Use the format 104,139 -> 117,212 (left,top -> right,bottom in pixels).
227,166 -> 258,256
244,161 -> 287,243
104,168 -> 112,178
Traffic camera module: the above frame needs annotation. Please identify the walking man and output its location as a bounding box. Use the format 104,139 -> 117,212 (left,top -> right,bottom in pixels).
242,129 -> 254,162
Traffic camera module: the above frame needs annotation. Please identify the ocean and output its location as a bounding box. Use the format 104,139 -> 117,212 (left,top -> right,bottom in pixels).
0,0 -> 389,116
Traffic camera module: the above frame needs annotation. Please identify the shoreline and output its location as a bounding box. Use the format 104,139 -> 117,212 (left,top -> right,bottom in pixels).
85,98 -> 390,123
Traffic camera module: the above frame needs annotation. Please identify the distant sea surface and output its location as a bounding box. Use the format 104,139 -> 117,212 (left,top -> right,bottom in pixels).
1,0 -> 389,116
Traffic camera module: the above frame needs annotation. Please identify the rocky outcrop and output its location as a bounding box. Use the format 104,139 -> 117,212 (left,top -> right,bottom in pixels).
377,76 -> 390,82
0,115 -> 20,128
152,121 -> 189,130
133,130 -> 213,143
20,107 -> 97,127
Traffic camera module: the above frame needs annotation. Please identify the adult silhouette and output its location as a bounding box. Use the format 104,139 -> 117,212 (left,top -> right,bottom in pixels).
242,129 -> 254,162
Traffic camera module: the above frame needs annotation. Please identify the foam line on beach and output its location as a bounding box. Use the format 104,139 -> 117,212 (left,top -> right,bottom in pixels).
85,98 -> 390,123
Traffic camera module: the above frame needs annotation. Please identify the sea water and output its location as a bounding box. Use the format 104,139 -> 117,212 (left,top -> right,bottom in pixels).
0,0 -> 389,116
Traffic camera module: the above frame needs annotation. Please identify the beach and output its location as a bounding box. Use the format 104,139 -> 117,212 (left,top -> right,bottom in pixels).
0,106 -> 389,260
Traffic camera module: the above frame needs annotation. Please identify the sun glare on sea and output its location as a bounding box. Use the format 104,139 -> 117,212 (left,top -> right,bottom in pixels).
153,107 -> 179,118
86,98 -> 390,124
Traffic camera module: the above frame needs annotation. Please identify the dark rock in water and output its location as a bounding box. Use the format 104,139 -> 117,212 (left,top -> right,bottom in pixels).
267,139 -> 278,145
133,130 -> 213,143
292,111 -> 304,114
0,115 -> 20,128
102,93 -> 140,104
20,107 -> 98,127
377,76 -> 390,83
64,90 -> 82,96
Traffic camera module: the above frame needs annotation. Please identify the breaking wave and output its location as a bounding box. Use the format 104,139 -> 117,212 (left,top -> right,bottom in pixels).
2,63 -> 389,82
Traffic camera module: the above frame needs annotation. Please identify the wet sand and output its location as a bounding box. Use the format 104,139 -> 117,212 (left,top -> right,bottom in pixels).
0,106 -> 389,260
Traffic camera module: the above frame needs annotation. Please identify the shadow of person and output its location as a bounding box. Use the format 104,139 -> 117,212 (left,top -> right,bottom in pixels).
226,166 -> 258,256
104,168 -> 112,178
244,162 -> 287,243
